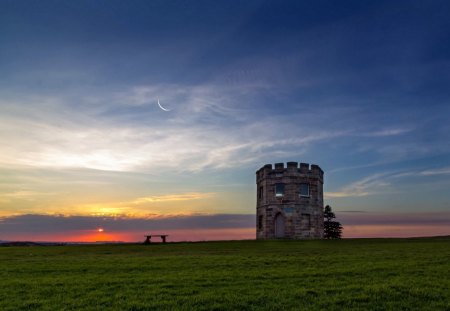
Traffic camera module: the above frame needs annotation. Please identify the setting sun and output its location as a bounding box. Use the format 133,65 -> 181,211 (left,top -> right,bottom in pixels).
97,228 -> 104,233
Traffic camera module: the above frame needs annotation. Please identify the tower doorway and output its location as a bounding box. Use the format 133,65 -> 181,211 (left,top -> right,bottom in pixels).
274,213 -> 285,238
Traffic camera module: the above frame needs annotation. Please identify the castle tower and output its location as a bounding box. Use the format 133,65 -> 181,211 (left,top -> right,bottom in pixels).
256,162 -> 324,239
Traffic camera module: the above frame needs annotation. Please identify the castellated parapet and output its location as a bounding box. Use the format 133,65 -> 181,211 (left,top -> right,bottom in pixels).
256,162 -> 324,239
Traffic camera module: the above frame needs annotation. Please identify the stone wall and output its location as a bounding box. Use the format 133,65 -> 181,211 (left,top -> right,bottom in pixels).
256,162 -> 324,239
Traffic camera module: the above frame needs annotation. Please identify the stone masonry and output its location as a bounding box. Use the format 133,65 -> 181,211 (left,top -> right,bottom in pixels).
256,162 -> 324,239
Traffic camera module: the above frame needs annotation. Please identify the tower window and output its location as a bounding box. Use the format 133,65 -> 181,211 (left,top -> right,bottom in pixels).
299,183 -> 310,197
275,183 -> 285,197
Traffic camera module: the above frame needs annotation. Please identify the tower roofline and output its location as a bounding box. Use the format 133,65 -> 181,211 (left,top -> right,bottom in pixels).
256,162 -> 323,177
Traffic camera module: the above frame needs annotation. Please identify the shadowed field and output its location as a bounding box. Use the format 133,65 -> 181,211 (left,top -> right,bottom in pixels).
1,237 -> 449,310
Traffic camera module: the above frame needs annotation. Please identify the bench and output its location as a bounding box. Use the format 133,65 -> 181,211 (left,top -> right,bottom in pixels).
144,235 -> 168,244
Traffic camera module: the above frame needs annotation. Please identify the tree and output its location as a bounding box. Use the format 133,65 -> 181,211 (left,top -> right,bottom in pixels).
324,205 -> 343,239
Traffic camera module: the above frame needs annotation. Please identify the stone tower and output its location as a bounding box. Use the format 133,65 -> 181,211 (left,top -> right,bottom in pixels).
256,162 -> 324,239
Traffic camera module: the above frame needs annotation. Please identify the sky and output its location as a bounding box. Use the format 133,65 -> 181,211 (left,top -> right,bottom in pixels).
1,0 -> 450,242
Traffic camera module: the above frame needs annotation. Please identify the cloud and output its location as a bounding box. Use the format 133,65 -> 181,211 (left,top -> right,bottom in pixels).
0,86 -> 347,173
1,212 -> 449,241
325,173 -> 391,198
1,191 -> 54,198
326,165 -> 450,198
338,211 -> 450,226
0,213 -> 255,234
360,128 -> 412,137
337,211 -> 450,238
419,167 -> 450,176
130,193 -> 215,204
43,191 -> 220,217
0,190 -> 56,206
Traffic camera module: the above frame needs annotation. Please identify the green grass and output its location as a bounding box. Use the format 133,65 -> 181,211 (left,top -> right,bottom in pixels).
1,237 -> 449,310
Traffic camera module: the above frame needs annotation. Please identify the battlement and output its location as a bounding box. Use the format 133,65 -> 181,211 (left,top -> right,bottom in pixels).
256,162 -> 324,180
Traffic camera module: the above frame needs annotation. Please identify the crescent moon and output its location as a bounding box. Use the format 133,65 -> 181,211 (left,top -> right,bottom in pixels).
157,99 -> 171,112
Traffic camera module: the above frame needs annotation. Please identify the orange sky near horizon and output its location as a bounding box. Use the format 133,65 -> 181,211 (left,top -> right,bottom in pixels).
0,228 -> 256,243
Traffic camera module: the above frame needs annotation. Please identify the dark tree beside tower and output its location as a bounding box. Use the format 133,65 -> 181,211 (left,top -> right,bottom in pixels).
324,205 -> 343,239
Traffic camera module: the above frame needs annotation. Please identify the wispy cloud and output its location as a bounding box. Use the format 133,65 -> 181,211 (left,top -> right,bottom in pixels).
360,128 -> 412,137
130,193 -> 214,204
338,211 -> 450,226
0,190 -> 56,206
337,211 -> 450,238
1,191 -> 55,198
0,86 -> 346,173
62,192 -> 218,217
327,165 -> 450,198
325,173 -> 391,198
419,167 -> 450,176
110,83 -> 259,121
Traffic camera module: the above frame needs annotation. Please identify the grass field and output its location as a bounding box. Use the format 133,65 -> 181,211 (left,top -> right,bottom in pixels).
1,237 -> 449,310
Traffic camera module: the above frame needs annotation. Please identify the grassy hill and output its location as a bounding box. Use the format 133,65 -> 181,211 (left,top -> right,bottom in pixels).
1,237 -> 449,310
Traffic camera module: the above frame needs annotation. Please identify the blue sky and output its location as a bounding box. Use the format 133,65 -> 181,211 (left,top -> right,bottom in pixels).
1,0 -> 450,240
